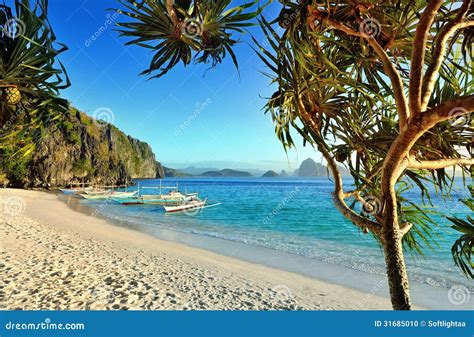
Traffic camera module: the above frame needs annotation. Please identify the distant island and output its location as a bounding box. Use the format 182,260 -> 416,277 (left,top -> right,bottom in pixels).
295,158 -> 350,177
163,167 -> 191,178
295,158 -> 327,177
177,166 -> 219,176
200,169 -> 252,177
163,159 -> 350,179
262,170 -> 279,178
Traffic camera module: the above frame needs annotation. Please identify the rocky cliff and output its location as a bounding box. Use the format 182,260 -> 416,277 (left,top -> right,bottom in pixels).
295,158 -> 350,177
0,108 -> 164,188
295,159 -> 327,177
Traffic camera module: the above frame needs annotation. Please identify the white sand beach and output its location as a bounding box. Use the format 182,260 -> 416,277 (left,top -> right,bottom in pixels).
0,188 -> 393,310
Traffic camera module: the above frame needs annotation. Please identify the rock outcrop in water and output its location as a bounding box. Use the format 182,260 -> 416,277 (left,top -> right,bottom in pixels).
262,170 -> 279,177
295,158 -> 327,177
0,108 -> 164,188
295,158 -> 350,177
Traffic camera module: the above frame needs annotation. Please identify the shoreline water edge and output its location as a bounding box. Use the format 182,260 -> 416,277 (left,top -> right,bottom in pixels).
1,188 -> 472,310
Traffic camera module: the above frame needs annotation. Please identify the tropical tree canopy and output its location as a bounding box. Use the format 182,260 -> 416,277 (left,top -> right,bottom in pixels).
115,0 -> 263,78
0,0 -> 70,156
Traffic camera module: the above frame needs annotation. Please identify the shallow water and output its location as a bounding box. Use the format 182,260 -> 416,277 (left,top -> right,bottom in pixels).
78,177 -> 472,293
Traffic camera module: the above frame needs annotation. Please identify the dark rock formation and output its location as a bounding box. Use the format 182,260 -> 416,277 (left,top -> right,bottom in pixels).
0,108 -> 164,188
262,170 -> 279,177
295,158 -> 327,177
295,158 -> 350,177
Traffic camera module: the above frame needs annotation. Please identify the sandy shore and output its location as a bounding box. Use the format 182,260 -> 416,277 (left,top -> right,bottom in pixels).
0,188 -> 392,310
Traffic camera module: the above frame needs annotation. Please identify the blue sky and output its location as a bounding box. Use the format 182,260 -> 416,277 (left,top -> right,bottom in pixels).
48,0 -> 320,172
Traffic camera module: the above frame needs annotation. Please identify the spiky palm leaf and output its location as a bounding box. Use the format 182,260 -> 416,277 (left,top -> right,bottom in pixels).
0,0 -> 70,155
448,186 -> 474,278
115,0 -> 262,78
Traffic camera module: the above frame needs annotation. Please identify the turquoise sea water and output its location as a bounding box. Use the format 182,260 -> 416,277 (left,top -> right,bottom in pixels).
81,177 -> 472,291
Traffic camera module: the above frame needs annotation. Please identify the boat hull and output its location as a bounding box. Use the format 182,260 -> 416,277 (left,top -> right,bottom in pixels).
164,200 -> 206,213
113,198 -> 187,205
113,194 -> 194,206
59,188 -> 84,195
80,191 -> 138,200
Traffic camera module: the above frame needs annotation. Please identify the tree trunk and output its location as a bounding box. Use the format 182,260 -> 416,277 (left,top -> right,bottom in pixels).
379,124 -> 422,310
382,223 -> 412,310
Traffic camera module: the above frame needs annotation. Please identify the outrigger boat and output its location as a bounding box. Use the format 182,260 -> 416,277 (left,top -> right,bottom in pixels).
59,182 -> 92,195
113,192 -> 193,205
80,190 -> 138,200
78,184 -> 137,200
164,194 -> 222,213
60,188 -> 87,195
164,198 -> 207,213
112,182 -> 195,205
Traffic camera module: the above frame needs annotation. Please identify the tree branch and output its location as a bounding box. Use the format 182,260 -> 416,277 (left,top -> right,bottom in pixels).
380,95 -> 473,203
409,0 -> 444,116
320,18 -> 409,129
166,0 -> 179,27
400,222 -> 413,237
296,98 -> 382,235
320,142 -> 383,235
421,94 -> 474,127
421,0 -> 473,110
408,158 -> 474,170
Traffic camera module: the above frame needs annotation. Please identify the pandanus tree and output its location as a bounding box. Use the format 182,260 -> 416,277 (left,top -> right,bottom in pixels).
116,0 -> 473,309
115,0 -> 263,77
0,0 -> 69,156
449,186 -> 473,278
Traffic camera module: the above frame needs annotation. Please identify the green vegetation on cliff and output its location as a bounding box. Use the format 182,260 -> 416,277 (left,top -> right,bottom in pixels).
0,108 -> 164,188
